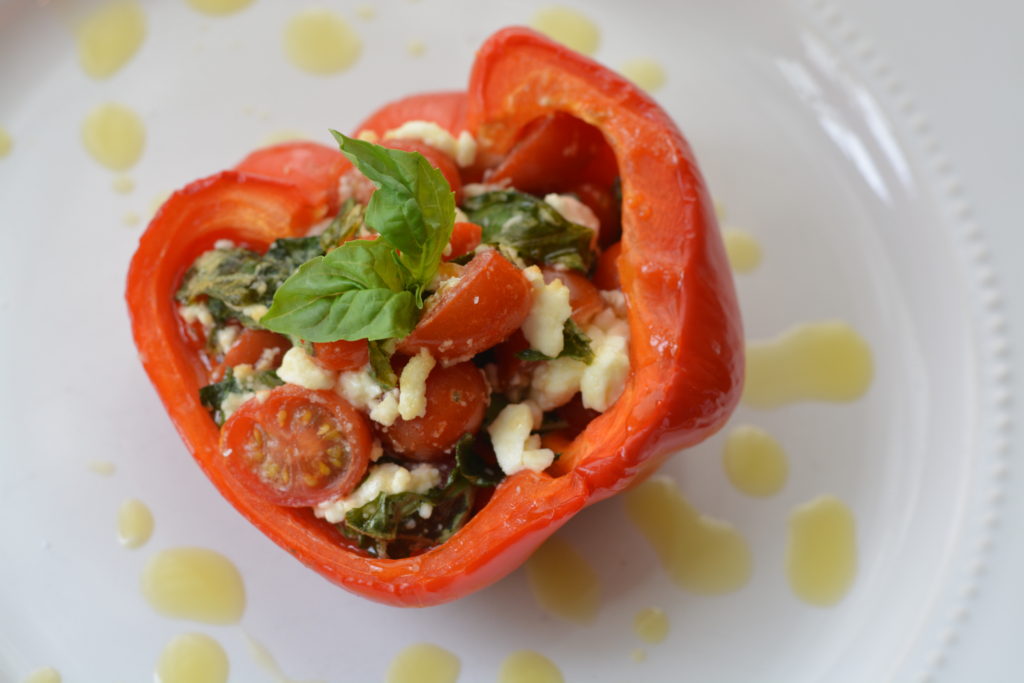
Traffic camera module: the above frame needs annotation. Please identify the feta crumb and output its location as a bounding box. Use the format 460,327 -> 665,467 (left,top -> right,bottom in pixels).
254,346 -> 281,371
521,266 -> 572,358
179,303 -> 214,337
241,304 -> 269,322
600,289 -> 628,317
579,310 -> 631,411
313,463 -> 441,523
398,348 -> 436,420
232,363 -> 255,382
544,193 -> 600,231
418,503 -> 434,519
220,390 -> 255,421
278,346 -> 337,390
454,130 -> 478,167
370,440 -> 384,462
454,207 -> 469,223
463,182 -> 507,197
383,120 -> 458,161
369,390 -> 400,427
215,325 -> 241,355
213,238 -> 236,250
530,357 -> 587,411
357,129 -> 380,143
487,403 -> 555,476
337,365 -> 383,410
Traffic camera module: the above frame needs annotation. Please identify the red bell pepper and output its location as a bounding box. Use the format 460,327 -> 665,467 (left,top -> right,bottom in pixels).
126,27 -> 742,607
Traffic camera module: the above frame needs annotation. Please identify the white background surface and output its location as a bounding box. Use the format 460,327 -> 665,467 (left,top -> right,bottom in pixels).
0,0 -> 1022,681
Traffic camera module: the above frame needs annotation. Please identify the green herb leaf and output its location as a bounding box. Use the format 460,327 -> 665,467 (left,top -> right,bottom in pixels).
448,434 -> 505,488
367,340 -> 397,389
318,199 -> 365,251
199,367 -> 283,425
344,491 -> 427,542
516,319 -> 595,364
461,190 -> 595,272
331,131 -> 455,296
260,239 -> 418,342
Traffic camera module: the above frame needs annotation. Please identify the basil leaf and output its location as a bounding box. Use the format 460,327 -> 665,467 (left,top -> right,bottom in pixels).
319,199 -> 364,251
461,190 -> 595,272
331,131 -> 455,295
260,239 -> 418,342
345,491 -> 427,542
199,367 -> 283,425
367,340 -> 397,389
448,434 -> 504,488
516,319 -> 594,364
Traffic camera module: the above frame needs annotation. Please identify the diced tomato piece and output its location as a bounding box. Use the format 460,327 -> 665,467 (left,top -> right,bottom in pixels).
445,221 -> 482,261
593,241 -> 622,291
220,385 -> 372,506
312,339 -> 370,372
213,329 -> 291,381
397,250 -> 531,362
379,361 -> 488,462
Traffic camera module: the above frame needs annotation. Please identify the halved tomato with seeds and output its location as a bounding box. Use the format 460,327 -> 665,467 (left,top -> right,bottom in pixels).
220,385 -> 372,506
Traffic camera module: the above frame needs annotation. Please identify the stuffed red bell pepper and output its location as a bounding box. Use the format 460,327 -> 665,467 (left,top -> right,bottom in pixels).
126,27 -> 743,607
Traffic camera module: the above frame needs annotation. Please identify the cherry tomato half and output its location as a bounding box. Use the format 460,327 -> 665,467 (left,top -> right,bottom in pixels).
445,221 -> 483,261
379,361 -> 488,462
397,250 -> 531,362
312,339 -> 370,372
220,385 -> 372,506
211,329 -> 291,381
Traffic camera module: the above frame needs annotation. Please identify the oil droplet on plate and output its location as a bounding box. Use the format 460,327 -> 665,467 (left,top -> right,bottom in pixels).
386,643 -> 460,683
82,103 -> 145,171
633,607 -> 669,644
155,633 -> 228,683
619,58 -> 666,92
186,0 -> 253,16
123,211 -> 141,227
526,536 -> 600,623
498,650 -> 564,683
625,475 -> 752,595
630,648 -> 647,662
23,667 -> 61,683
117,498 -> 154,548
149,191 -> 172,217
0,126 -> 12,158
86,459 -> 116,475
284,9 -> 362,75
141,547 -> 245,624
723,425 -> 788,497
76,1 -> 146,79
112,174 -> 135,193
787,495 -> 857,606
407,39 -> 427,57
530,6 -> 600,56
744,320 -> 873,408
355,4 -> 376,20
723,228 -> 762,273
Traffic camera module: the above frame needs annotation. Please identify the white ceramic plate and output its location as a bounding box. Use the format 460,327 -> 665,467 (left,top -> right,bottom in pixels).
0,0 -> 1018,681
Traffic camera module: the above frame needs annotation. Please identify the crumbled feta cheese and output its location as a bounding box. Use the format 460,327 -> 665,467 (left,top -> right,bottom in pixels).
278,346 -> 337,390
370,440 -> 384,462
357,129 -> 380,143
398,348 -> 435,420
213,238 -> 236,250
600,289 -> 628,317
215,325 -> 241,355
337,365 -> 383,409
487,403 -> 555,476
579,310 -> 631,412
454,130 -> 477,167
521,266 -> 572,358
179,303 -> 215,337
232,363 -> 255,382
313,463 -> 441,523
544,193 -> 600,231
254,346 -> 281,371
384,120 -> 458,161
241,304 -> 269,322
418,503 -> 434,519
454,207 -> 469,223
220,391 -> 255,420
530,357 -> 587,411
369,390 -> 400,427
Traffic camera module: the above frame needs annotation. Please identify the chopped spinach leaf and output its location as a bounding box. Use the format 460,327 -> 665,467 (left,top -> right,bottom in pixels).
461,190 -> 595,272
516,319 -> 594,364
448,434 -> 504,488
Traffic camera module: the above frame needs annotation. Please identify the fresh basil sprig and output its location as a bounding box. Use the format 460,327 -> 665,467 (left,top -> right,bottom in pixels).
260,134 -> 455,342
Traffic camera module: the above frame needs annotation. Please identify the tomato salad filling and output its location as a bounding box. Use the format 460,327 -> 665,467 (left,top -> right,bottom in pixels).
175,122 -> 629,559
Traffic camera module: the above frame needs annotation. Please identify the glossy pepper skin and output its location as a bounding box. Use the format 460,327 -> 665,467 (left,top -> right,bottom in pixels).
126,27 -> 743,607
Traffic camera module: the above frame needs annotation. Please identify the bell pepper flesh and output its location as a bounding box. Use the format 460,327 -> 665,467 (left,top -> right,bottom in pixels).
126,27 -> 742,607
